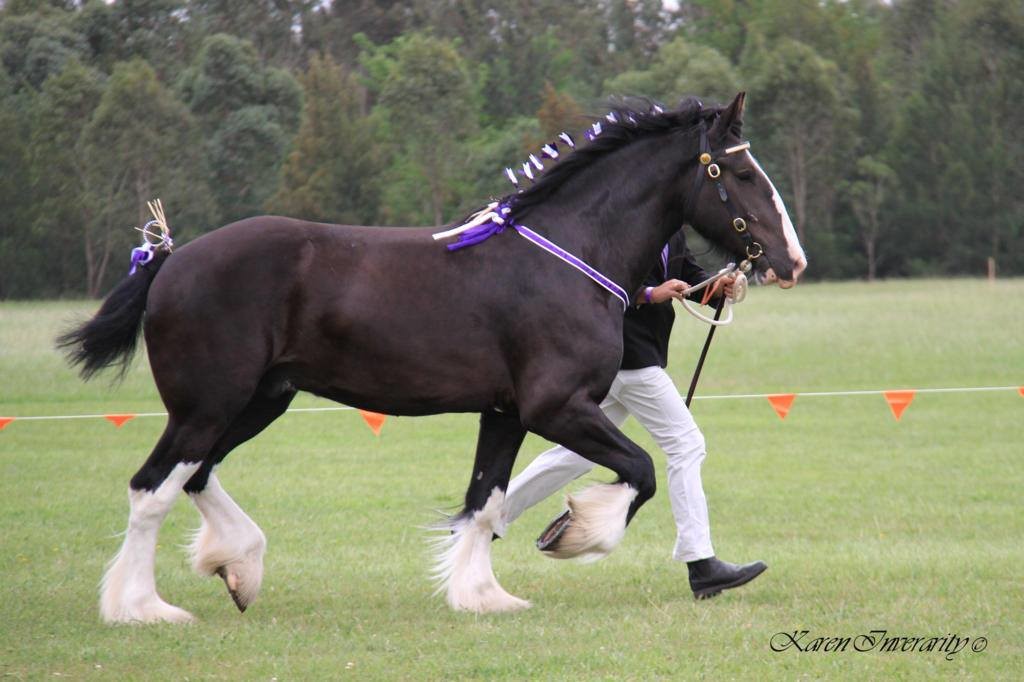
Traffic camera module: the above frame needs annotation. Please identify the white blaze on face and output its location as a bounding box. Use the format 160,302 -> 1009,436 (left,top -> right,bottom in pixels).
748,152 -> 807,283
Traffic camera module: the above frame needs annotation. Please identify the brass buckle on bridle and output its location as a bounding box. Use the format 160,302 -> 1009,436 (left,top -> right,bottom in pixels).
746,242 -> 764,260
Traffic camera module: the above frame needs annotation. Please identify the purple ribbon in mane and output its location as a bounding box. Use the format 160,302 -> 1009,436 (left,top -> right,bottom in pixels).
447,203 -> 513,252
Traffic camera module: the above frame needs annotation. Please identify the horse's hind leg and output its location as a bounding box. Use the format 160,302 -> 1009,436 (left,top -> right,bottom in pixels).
183,388 -> 296,613
101,420 -> 226,624
434,411 -> 529,613
522,394 -> 656,563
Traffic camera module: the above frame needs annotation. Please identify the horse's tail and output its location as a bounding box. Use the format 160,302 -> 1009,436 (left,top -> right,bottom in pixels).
57,251 -> 171,381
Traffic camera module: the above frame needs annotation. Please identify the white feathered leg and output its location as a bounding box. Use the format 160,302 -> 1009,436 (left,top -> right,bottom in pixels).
100,462 -> 201,624
188,473 -> 266,612
432,488 -> 530,613
538,482 -> 638,562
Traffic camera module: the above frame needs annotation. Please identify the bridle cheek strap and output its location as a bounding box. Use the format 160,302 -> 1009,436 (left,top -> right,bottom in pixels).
685,122 -> 767,272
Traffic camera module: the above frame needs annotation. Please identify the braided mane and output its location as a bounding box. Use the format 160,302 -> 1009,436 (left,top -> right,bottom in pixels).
507,97 -> 721,220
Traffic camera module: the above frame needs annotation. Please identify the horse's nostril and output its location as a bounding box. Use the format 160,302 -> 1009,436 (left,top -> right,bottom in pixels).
794,256 -> 808,280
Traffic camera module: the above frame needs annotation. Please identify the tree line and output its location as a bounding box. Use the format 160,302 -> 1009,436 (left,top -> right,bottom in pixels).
0,0 -> 1021,298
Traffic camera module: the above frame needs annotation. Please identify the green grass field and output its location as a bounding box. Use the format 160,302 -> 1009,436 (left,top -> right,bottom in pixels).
1,279 -> 1022,680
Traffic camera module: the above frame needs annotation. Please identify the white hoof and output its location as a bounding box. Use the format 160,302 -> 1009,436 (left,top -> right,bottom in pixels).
538,483 -> 637,562
448,574 -> 532,614
98,463 -> 203,625
432,488 -> 531,614
100,589 -> 195,625
189,519 -> 266,612
188,475 -> 267,612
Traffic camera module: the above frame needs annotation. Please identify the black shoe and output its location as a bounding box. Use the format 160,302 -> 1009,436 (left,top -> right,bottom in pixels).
688,556 -> 767,600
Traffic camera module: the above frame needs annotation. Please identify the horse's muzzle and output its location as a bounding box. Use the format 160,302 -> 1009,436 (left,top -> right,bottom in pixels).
766,255 -> 806,289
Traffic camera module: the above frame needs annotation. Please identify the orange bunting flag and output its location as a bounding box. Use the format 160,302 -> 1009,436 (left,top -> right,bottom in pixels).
1018,387 -> 1024,398
883,390 -> 916,421
766,394 -> 796,420
0,417 -> 14,431
104,414 -> 136,428
359,410 -> 387,436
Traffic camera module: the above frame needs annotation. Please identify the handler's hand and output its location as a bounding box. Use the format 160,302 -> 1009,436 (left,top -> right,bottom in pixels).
650,279 -> 690,303
720,273 -> 737,300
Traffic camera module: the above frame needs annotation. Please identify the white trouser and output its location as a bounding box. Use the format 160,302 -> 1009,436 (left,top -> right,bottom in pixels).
504,366 -> 714,562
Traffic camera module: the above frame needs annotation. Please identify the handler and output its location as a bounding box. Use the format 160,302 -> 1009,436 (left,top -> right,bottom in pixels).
502,229 -> 766,599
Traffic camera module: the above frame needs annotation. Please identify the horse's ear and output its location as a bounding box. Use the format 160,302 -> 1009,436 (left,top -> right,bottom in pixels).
710,91 -> 746,142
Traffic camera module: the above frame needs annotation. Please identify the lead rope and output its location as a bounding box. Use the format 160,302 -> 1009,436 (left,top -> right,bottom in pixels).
680,261 -> 749,406
681,263 -> 744,406
676,262 -> 748,327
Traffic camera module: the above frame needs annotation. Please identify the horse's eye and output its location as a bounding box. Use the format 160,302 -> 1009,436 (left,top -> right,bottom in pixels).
735,169 -> 754,181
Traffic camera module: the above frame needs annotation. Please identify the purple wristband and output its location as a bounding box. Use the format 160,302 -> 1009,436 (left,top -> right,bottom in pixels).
644,287 -> 654,304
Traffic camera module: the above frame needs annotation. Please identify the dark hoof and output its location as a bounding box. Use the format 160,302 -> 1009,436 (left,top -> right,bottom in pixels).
690,559 -> 767,600
536,510 -> 572,552
216,566 -> 248,613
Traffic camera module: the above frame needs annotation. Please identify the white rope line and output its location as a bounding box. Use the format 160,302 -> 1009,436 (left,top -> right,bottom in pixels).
6,406 -> 358,422
11,412 -> 169,422
694,386 -> 1021,400
1,386 -> 1019,423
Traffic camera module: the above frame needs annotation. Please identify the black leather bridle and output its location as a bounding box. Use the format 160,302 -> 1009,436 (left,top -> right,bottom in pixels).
685,119 -> 772,275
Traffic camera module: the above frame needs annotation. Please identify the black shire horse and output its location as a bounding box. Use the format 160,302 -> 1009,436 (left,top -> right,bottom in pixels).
60,93 -> 806,623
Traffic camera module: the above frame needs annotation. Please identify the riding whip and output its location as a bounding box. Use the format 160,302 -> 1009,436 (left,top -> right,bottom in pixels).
685,295 -> 726,407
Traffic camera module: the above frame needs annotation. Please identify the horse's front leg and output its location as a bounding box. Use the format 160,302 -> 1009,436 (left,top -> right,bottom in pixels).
433,411 -> 530,613
522,394 -> 656,562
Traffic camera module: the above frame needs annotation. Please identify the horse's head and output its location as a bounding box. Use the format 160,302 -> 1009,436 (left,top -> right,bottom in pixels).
686,93 -> 807,288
